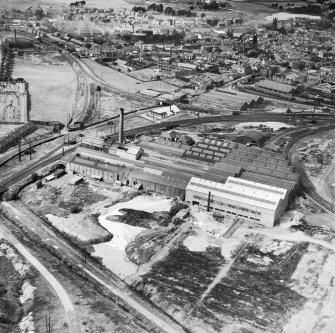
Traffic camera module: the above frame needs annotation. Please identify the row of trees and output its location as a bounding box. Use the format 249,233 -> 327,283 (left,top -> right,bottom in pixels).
132,4 -> 196,17
199,2 -> 220,11
147,3 -> 164,13
70,1 -> 86,7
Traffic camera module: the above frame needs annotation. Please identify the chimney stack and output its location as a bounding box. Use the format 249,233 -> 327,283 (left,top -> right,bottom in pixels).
119,108 -> 124,144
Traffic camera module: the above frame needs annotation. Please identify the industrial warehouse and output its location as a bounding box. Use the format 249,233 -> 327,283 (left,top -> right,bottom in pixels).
60,111 -> 300,226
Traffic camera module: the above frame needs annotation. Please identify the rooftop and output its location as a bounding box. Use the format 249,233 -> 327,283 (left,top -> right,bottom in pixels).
187,176 -> 287,211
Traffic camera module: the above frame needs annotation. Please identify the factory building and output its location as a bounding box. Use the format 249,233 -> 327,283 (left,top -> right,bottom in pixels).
60,131 -> 300,226
254,80 -> 296,99
185,176 -> 289,226
235,130 -> 267,147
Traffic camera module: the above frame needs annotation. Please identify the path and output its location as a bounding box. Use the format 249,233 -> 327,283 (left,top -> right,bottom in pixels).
1,201 -> 188,333
0,217 -> 81,333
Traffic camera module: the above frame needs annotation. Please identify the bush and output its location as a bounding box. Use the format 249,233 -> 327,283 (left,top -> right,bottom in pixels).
31,173 -> 38,182
70,206 -> 82,214
169,202 -> 188,217
173,218 -> 184,226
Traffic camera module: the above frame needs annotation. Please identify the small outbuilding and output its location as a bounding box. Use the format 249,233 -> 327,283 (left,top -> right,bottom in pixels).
36,180 -> 43,189
235,130 -> 266,147
69,175 -> 83,185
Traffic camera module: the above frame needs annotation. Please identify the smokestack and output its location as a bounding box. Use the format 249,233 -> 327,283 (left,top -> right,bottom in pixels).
207,191 -> 211,212
14,29 -> 17,43
119,108 -> 124,144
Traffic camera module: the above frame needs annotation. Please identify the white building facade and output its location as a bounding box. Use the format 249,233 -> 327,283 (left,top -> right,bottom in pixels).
185,176 -> 289,226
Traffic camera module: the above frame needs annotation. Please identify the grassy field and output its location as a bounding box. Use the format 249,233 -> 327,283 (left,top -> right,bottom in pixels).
12,53 -> 76,124
42,0 -> 131,8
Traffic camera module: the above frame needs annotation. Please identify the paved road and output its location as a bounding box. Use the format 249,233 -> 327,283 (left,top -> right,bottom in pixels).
0,214 -> 81,333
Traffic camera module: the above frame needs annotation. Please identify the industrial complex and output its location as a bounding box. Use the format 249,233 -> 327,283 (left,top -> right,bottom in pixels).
60,109 -> 300,226
1,2 -> 335,332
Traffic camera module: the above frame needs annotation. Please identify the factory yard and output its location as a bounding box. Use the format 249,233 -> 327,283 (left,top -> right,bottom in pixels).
12,53 -> 76,124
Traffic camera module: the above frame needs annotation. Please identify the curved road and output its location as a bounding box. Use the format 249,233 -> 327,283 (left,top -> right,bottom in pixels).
0,214 -> 81,333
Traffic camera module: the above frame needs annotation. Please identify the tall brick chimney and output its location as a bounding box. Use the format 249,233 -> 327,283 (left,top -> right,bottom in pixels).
119,108 -> 124,144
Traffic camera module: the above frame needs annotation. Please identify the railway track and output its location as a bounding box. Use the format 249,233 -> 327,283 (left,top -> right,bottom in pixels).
0,154 -> 61,194
106,113 -> 335,139
286,125 -> 335,215
0,202 -> 190,333
68,110 -> 335,133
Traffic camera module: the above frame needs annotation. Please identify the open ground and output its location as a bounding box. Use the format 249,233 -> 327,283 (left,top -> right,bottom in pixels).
17,168 -> 335,333
292,129 -> 335,204
12,52 -> 76,124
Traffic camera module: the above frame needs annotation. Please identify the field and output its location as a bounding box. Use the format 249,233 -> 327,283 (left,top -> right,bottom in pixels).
12,53 -> 76,124
96,90 -> 155,121
82,59 -> 177,94
43,0 -> 132,9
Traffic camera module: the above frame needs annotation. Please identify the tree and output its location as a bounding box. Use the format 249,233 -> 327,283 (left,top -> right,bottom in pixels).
164,6 -> 173,15
147,3 -> 157,11
206,19 -> 213,26
200,12 -> 206,20
133,6 -> 146,12
35,8 -> 44,20
157,4 -> 164,13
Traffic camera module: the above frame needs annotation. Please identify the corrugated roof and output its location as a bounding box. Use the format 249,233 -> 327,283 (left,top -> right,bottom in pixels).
241,172 -> 296,191
256,80 -> 296,94
237,130 -> 265,142
186,177 -> 286,210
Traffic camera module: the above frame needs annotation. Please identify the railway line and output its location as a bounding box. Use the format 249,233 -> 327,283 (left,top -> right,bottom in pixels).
0,154 -> 61,194
0,201 -> 190,333
68,109 -> 335,133
100,113 -> 335,139
285,124 -> 335,215
3,28 -> 334,332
